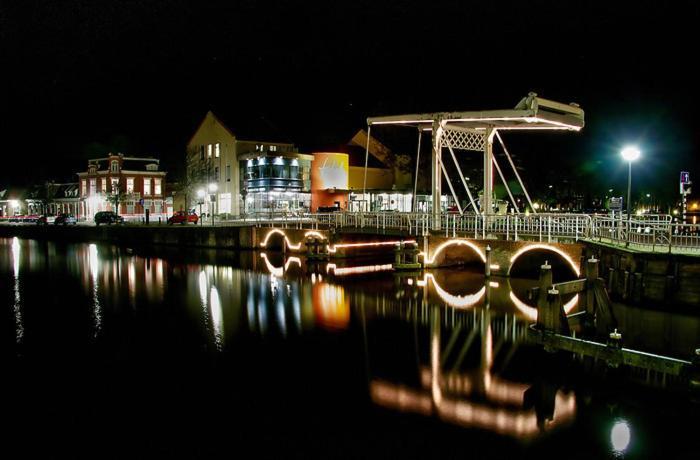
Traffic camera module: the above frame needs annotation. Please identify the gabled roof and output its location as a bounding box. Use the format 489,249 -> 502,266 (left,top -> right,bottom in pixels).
188,110 -> 295,146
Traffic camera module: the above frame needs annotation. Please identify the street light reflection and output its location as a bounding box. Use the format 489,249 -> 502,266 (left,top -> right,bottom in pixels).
12,237 -> 24,344
611,420 -> 631,453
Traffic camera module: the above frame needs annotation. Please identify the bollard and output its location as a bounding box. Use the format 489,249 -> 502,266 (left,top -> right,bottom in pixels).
606,328 -> 623,368
608,328 -> 622,349
585,257 -> 598,316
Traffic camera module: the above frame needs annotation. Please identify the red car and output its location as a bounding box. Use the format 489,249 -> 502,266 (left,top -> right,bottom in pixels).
168,211 -> 198,225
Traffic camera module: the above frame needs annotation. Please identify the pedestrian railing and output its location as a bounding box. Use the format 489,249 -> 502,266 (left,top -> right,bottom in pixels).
208,211 -> 700,252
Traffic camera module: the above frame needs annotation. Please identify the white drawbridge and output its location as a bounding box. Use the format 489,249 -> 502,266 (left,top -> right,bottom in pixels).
363,92 -> 585,230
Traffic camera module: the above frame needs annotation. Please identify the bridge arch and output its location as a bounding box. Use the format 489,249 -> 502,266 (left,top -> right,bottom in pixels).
423,239 -> 486,267
259,229 -> 327,251
507,243 -> 580,279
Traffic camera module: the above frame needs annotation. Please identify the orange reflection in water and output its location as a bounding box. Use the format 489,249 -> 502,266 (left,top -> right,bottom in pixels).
312,282 -> 350,330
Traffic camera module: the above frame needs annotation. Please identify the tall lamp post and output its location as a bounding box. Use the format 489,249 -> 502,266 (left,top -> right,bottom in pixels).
621,146 -> 641,245
197,188 -> 205,226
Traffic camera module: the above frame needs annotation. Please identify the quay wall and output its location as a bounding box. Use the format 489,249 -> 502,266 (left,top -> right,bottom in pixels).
583,241 -> 700,308
0,224 -> 257,250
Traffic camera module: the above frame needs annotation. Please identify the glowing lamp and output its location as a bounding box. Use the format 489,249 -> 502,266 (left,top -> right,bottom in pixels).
621,146 -> 640,162
197,189 -> 205,199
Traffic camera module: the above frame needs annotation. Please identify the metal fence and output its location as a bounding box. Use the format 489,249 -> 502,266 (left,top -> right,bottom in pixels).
208,211 -> 700,253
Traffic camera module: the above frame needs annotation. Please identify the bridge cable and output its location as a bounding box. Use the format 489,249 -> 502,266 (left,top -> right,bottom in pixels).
492,154 -> 520,214
445,144 -> 478,213
495,130 -> 536,214
437,148 -> 463,214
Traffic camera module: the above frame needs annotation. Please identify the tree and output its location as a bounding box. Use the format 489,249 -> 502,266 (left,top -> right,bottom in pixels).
107,184 -> 128,216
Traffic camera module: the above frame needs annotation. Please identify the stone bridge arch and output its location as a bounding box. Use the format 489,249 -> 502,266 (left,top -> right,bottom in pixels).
424,237 -> 583,278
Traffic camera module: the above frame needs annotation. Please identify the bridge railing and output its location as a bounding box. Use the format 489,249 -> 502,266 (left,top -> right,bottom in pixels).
235,211 -> 699,251
590,216 -> 700,253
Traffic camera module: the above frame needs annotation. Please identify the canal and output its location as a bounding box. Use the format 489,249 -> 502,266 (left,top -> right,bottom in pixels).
2,237 -> 698,459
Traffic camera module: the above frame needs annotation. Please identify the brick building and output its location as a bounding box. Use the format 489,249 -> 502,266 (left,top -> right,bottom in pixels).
77,153 -> 167,220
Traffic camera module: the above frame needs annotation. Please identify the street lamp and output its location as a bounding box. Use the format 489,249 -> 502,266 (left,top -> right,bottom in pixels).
197,188 -> 205,226
208,183 -> 218,226
621,146 -> 641,243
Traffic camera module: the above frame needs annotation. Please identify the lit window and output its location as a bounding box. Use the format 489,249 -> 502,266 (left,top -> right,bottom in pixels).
126,177 -> 134,194
144,178 -> 151,196
215,143 -> 220,158
208,144 -> 212,157
101,178 -> 107,194
89,179 -> 96,196
82,180 -> 87,196
111,178 -> 119,193
270,145 -> 277,152
154,178 -> 162,195
111,160 -> 119,173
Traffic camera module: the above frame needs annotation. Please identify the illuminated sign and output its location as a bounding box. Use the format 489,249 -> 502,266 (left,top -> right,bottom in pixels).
311,152 -> 349,190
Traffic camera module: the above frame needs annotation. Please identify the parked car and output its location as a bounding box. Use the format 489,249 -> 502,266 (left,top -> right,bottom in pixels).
94,211 -> 124,225
168,210 -> 199,225
54,214 -> 77,225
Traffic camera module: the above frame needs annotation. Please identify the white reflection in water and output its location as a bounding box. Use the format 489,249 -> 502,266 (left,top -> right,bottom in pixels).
209,286 -> 224,350
277,287 -> 287,337
128,259 -> 136,307
257,279 -> 267,335
198,270 -> 208,310
611,420 -> 631,453
88,244 -> 102,337
247,281 -> 256,332
12,237 -> 24,344
292,284 -> 301,332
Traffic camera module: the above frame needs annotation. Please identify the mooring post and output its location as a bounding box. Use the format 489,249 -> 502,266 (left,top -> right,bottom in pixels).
485,245 -> 492,277
585,257 -> 599,317
606,328 -> 623,368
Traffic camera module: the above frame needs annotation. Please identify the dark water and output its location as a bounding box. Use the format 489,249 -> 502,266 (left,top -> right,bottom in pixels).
2,237 -> 699,459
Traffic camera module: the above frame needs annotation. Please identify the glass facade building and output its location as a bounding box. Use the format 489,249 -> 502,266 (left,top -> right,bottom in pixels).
240,154 -> 312,214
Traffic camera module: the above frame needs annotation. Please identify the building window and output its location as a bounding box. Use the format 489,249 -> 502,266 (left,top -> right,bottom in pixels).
226,165 -> 231,182
214,167 -> 219,181
207,144 -> 212,157
126,177 -> 134,194
144,178 -> 151,196
101,178 -> 107,194
200,145 -> 205,160
81,180 -> 87,196
89,179 -> 96,196
111,160 -> 119,173
154,178 -> 162,195
215,143 -> 220,158
270,145 -> 277,152
111,178 -> 119,193
154,200 -> 162,214
127,201 -> 135,215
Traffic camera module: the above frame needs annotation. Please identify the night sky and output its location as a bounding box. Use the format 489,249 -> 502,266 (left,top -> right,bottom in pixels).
2,0 -> 699,204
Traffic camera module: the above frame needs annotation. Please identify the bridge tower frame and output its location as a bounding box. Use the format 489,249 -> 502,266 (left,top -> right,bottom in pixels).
365,92 -> 585,230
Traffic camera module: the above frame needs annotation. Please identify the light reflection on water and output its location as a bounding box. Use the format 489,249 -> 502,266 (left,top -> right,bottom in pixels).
1,238 -> 697,456
12,237 -> 23,344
